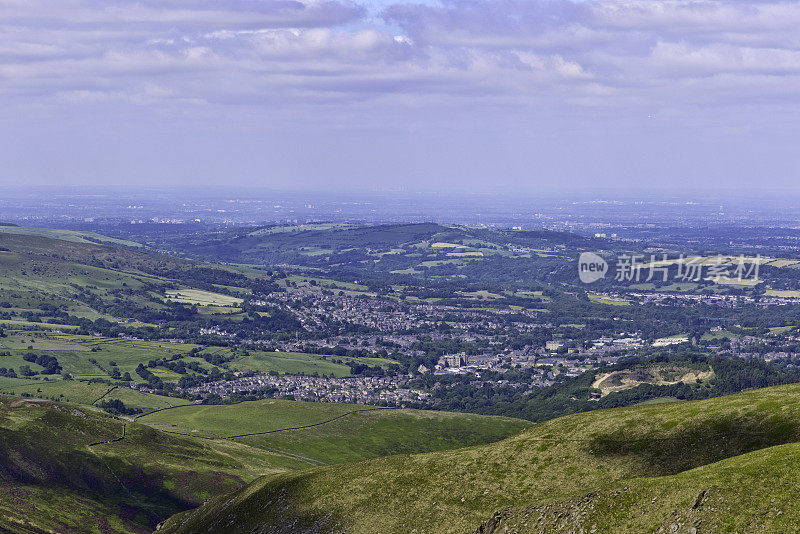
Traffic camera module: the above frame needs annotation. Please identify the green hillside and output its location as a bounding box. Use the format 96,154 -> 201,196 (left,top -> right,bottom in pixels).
0,394 -> 528,533
0,225 -> 143,248
0,396 -> 296,534
172,222 -> 588,281
138,399 -> 530,465
160,382 -> 800,534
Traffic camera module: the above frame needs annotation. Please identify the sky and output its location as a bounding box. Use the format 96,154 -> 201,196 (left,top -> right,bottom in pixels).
3,0 -> 800,193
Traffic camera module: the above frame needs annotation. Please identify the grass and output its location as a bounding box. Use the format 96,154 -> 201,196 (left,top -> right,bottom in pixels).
0,226 -> 143,248
137,399 -> 530,465
0,331 -> 206,381
165,289 -> 243,306
0,318 -> 78,329
700,328 -> 736,340
234,408 -> 529,465
767,259 -> 800,268
63,336 -> 198,378
284,275 -> 369,292
713,276 -> 762,286
766,289 -> 800,298
137,399 -> 360,436
0,378 -> 191,412
588,293 -> 630,306
770,325 -> 796,334
0,395 -> 300,533
161,382 -> 800,534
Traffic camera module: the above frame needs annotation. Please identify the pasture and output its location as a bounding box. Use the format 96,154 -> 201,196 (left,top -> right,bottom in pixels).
165,289 -> 243,306
765,289 -> 800,298
138,399 -> 531,465
0,377 -> 191,412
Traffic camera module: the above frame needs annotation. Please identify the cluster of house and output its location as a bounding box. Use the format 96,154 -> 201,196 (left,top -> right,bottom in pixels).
627,291 -> 800,308
256,290 -> 546,337
423,348 -> 624,381
184,373 -> 431,405
266,291 -> 433,333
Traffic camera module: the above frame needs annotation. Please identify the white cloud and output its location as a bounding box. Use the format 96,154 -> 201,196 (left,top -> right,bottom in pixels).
5,0 -> 800,194
1,0 -> 798,114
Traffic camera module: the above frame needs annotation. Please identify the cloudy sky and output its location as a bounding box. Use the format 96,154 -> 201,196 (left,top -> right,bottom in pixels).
3,0 -> 800,193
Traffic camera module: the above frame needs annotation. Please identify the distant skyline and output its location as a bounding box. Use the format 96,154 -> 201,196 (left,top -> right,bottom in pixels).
4,0 -> 800,192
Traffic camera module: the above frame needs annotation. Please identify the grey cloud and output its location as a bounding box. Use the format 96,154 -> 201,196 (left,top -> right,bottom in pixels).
4,0 -> 800,109
5,0 -> 800,194
0,0 -> 365,29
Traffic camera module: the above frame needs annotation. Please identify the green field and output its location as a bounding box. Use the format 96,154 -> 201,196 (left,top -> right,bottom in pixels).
0,331 -> 397,393
138,399 -> 530,465
0,390 -> 532,533
0,395 -> 304,533
165,289 -> 243,306
766,289 -> 800,298
0,226 -> 143,247
162,383 -> 800,534
0,330 -> 213,382
588,292 -> 630,306
0,377 -> 191,411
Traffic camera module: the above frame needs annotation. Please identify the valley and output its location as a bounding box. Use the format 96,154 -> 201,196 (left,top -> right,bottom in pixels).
2,221 -> 800,532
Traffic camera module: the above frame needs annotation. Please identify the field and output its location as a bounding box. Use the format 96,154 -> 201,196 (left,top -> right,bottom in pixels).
713,275 -> 761,286
165,289 -> 243,306
766,289 -> 800,298
0,377 -> 191,411
137,399 -> 530,465
0,391 -> 531,533
0,225 -> 143,247
652,334 -> 689,346
162,383 -> 800,534
0,328 -> 398,395
0,395 -> 302,533
767,259 -> 800,268
2,332 -> 202,378
588,292 -> 630,306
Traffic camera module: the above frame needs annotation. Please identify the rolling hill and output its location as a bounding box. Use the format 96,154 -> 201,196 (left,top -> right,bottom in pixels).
136,399 -> 529,465
0,225 -> 144,248
166,222 -> 592,284
0,396 -> 292,533
159,382 -> 800,533
0,395 -> 529,533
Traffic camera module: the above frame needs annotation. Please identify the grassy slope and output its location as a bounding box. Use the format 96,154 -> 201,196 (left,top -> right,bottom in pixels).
0,378 -> 192,412
138,399 -> 530,465
161,382 -> 800,534
0,233 -> 398,383
0,226 -> 143,248
0,393 -> 529,533
0,396 -> 303,534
